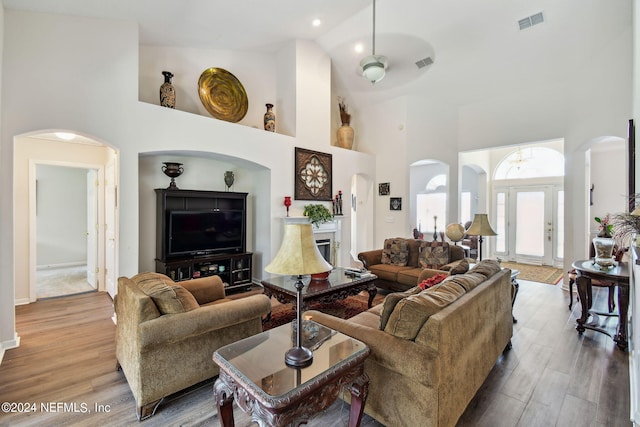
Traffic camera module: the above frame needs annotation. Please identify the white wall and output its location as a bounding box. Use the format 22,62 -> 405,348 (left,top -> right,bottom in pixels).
0,10 -> 375,354
36,165 -> 88,267
355,5 -> 632,276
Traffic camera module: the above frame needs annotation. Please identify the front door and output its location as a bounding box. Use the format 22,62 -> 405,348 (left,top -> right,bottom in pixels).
495,184 -> 563,266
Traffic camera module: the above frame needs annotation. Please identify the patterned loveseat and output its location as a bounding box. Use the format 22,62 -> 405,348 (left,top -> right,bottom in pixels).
358,238 -> 469,292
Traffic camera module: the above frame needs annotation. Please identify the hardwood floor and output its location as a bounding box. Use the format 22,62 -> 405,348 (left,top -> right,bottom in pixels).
0,279 -> 632,426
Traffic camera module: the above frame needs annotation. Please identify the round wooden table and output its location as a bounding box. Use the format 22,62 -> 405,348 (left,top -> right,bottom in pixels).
571,259 -> 629,350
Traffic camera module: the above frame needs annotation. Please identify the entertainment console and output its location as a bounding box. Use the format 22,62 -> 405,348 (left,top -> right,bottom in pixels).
154,189 -> 253,292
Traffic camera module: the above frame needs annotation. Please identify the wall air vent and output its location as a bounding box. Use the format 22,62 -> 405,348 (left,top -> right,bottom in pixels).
518,11 -> 544,30
415,57 -> 434,69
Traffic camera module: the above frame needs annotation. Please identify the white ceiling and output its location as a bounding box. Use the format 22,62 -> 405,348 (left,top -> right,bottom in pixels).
2,0 -> 630,108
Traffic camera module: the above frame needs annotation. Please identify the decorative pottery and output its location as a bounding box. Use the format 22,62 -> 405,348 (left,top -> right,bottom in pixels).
197,68 -> 248,122
336,97 -> 354,149
264,103 -> 275,132
224,171 -> 235,191
159,71 -> 176,108
593,237 -> 615,269
162,162 -> 183,189
336,124 -> 354,149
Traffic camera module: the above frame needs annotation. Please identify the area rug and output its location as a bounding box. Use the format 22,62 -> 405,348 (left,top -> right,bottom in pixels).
263,292 -> 384,331
499,261 -> 564,285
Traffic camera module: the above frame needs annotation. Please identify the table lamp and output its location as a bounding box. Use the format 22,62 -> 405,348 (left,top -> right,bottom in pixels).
265,223 -> 332,367
465,214 -> 498,261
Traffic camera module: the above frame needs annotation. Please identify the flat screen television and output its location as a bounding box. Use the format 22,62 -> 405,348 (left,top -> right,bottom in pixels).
167,209 -> 245,257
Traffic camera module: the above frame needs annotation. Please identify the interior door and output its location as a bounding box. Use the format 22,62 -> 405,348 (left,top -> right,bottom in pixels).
86,169 -> 98,288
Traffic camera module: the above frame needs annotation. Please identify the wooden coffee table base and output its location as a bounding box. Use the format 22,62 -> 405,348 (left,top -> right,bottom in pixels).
214,359 -> 369,427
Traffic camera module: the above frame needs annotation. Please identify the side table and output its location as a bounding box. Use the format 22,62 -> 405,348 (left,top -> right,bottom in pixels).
213,321 -> 370,426
572,259 -> 629,350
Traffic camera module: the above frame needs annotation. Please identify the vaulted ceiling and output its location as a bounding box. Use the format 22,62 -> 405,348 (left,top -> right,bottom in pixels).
3,0 -> 630,110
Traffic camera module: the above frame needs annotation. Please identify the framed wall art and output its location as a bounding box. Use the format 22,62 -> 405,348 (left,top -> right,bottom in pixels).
390,197 -> 402,211
379,182 -> 390,196
294,147 -> 333,201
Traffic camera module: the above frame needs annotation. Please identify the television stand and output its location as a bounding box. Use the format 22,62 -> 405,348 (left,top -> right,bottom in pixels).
155,252 -> 253,293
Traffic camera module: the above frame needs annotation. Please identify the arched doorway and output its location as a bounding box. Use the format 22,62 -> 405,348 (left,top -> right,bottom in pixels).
493,146 -> 565,266
13,131 -> 119,302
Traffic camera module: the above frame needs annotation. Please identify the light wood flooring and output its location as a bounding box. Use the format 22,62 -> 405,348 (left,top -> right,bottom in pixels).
0,279 -> 632,426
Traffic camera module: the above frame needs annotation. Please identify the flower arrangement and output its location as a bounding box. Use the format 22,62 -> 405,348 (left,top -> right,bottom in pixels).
595,215 -> 613,238
303,204 -> 334,227
337,96 -> 351,126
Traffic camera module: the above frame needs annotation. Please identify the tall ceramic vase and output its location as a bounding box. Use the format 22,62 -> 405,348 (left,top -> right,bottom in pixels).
336,124 -> 354,149
264,103 -> 275,132
160,71 -> 176,108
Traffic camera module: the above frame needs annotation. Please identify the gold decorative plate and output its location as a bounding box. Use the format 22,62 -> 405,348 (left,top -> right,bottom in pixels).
197,68 -> 248,123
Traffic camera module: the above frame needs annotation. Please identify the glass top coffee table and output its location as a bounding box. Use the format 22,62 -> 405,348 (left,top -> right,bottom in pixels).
213,320 -> 370,426
261,267 -> 378,314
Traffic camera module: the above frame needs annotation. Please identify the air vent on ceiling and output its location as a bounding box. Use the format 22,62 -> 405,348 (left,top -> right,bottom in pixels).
518,11 -> 544,30
415,57 -> 434,69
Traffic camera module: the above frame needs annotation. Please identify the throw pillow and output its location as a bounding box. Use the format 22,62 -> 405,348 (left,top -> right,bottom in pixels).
469,259 -> 501,278
135,274 -> 199,314
379,286 -> 422,330
381,238 -> 409,266
384,280 -> 467,340
418,273 -> 448,290
418,241 -> 450,269
449,259 -> 469,275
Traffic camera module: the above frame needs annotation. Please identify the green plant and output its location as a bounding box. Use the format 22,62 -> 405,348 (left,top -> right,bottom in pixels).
595,215 -> 614,237
303,204 -> 333,227
612,212 -> 640,243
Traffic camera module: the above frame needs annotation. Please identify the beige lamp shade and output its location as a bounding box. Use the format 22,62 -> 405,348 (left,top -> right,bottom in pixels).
466,214 -> 498,236
631,207 -> 640,216
265,223 -> 332,275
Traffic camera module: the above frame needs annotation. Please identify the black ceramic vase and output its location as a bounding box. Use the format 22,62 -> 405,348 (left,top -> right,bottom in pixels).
160,71 -> 176,108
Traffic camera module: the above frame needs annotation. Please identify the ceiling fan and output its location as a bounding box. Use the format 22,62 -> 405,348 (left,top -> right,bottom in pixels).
360,0 -> 388,84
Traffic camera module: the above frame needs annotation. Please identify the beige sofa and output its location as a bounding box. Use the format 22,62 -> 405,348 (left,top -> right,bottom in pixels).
358,239 -> 468,292
114,272 -> 271,420
306,259 -> 513,427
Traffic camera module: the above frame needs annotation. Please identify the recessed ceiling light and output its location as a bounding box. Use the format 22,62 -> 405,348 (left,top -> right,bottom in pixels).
55,132 -> 76,141
354,43 -> 364,53
312,19 -> 321,27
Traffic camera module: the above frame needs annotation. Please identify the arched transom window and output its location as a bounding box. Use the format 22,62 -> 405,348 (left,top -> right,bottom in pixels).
494,147 -> 564,180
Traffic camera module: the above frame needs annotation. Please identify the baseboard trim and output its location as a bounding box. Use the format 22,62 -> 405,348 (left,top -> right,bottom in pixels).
14,297 -> 31,306
0,333 -> 21,365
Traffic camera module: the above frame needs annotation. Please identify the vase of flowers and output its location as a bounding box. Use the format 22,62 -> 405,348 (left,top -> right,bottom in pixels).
595,215 -> 613,238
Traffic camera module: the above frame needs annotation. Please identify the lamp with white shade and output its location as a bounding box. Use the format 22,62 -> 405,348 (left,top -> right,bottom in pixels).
265,223 -> 332,367
465,214 -> 498,261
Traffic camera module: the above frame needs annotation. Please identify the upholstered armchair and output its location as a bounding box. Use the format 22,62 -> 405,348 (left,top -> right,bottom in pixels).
114,272 -> 271,420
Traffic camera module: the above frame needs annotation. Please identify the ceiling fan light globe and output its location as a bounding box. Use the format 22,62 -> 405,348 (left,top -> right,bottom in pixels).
360,55 -> 387,83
